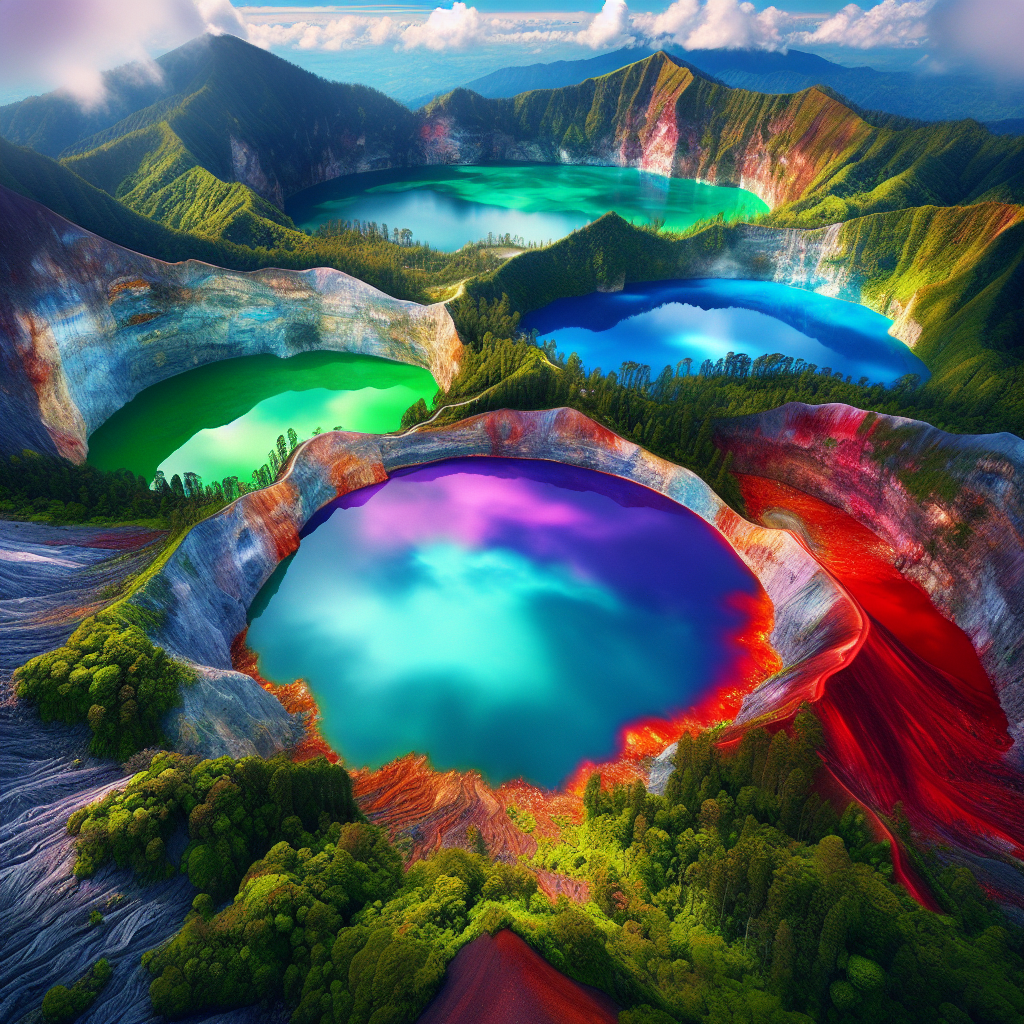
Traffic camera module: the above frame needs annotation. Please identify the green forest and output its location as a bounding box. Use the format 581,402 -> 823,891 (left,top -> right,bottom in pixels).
52,711 -> 1023,1024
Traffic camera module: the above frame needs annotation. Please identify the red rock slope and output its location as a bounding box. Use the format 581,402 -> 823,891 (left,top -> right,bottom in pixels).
415,930 -> 618,1024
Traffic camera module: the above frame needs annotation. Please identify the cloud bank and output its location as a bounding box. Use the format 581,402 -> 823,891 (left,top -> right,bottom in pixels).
0,0 -> 247,106
4,0 -> 1020,109
243,0 -> 937,56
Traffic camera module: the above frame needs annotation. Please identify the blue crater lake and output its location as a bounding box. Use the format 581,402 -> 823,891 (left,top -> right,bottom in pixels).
246,458 -> 763,788
286,164 -> 768,251
522,279 -> 930,386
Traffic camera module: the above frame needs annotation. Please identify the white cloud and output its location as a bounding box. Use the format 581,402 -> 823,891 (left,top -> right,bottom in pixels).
8,0 -> 1007,102
792,0 -> 931,50
244,0 -> 926,57
927,0 -> 1024,77
401,3 -> 487,51
0,0 -> 248,107
575,0 -> 636,51
246,16 -> 401,51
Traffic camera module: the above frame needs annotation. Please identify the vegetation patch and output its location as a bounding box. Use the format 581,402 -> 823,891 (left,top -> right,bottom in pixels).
15,616 -> 193,759
60,715 -> 1023,1024
68,753 -> 361,895
41,959 -> 112,1024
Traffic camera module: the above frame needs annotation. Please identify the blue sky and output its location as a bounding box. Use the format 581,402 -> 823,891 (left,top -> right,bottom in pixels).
1,0 -> 1021,107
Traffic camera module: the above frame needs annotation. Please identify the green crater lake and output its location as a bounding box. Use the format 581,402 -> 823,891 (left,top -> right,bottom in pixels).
87,352 -> 436,485
287,164 -> 768,250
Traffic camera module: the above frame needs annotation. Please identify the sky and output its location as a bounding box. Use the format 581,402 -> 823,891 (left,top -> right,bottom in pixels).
1,0 -> 1022,106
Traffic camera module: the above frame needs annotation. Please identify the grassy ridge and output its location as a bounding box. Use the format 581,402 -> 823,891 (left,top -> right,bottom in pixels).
427,51 -> 1023,225
830,205 -> 1023,425
57,34 -> 416,246
0,136 -> 246,265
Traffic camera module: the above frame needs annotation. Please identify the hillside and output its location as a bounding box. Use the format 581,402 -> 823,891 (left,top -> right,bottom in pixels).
0,142 -> 510,303
44,35 -> 417,247
421,52 -> 1023,225
5,44 -> 1019,259
460,206 -> 1023,436
0,136 -> 249,266
418,46 -> 1024,124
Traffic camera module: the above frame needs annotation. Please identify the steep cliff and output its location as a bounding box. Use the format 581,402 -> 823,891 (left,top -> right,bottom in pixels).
0,186 -> 460,462
715,403 -> 1024,758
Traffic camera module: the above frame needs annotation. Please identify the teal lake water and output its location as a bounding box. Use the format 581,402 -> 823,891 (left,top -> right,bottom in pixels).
286,164 -> 768,251
246,458 -> 762,787
523,279 -> 930,386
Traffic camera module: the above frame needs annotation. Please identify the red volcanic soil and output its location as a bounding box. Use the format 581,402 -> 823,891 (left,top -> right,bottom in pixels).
415,930 -> 618,1024
739,475 -> 1024,898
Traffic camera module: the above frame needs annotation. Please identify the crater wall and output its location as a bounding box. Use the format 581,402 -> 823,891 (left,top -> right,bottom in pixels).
0,187 -> 460,463
715,402 -> 1024,759
119,407 -> 862,768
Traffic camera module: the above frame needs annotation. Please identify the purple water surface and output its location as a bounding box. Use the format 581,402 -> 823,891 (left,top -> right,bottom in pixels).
248,458 -> 762,786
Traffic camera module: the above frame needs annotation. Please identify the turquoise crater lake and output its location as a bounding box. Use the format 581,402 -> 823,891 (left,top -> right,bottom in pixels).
286,164 -> 768,251
522,279 -> 930,386
246,458 -> 763,787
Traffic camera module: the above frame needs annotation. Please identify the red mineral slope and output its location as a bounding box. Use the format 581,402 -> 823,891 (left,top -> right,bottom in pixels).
739,475 -> 1024,892
351,755 -> 538,864
415,930 -> 618,1024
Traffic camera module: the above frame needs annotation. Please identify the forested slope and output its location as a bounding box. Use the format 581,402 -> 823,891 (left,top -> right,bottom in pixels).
424,51 -> 1023,223
459,206 -> 1023,435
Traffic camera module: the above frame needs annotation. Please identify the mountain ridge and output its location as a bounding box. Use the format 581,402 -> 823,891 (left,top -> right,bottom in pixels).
412,44 -> 1024,124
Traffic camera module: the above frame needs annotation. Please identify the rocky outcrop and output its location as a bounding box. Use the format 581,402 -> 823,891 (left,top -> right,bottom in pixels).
0,187 -> 460,462
715,402 -> 1024,759
352,755 -> 538,865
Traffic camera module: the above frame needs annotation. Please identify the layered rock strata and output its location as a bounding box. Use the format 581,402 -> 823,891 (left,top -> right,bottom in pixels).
0,521 -> 164,673
715,402 -> 1024,759
0,187 -> 460,461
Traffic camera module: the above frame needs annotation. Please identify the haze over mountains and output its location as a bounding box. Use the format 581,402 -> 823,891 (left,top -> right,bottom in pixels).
409,46 -> 1024,130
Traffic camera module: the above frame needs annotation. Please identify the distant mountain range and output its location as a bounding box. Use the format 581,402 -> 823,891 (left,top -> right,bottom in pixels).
409,46 -> 1024,129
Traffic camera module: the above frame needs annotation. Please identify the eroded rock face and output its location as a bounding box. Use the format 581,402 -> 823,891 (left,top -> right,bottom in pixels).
121,407 -> 860,778
0,521 -> 165,674
715,402 -> 1024,759
0,187 -> 460,461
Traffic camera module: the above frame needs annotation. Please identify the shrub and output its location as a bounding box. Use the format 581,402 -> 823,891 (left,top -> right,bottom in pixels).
15,616 -> 192,759
41,959 -> 112,1024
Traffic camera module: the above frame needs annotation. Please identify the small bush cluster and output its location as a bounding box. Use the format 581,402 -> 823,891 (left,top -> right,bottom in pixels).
15,616 -> 191,759
41,959 -> 112,1024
